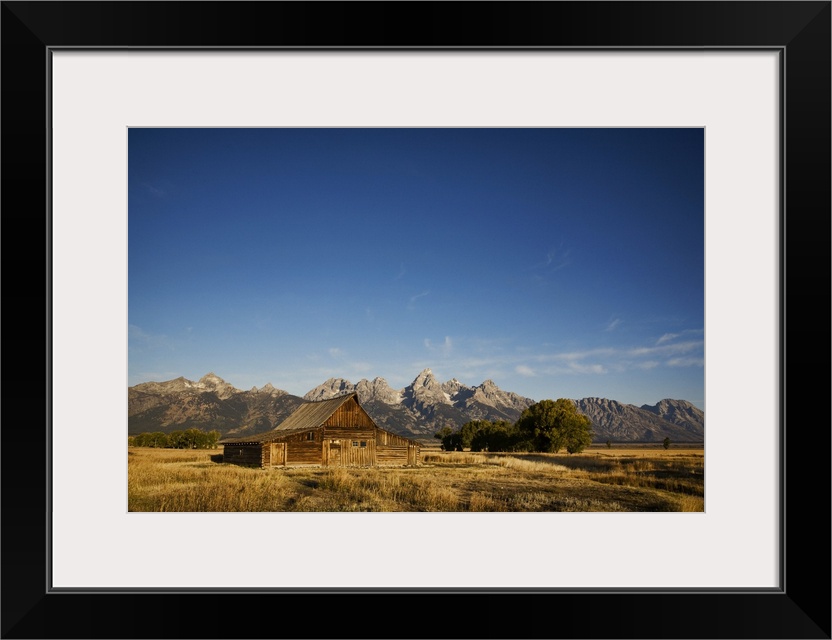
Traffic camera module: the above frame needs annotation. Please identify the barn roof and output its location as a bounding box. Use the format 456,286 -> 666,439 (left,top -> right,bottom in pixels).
273,393 -> 359,432
220,393 -> 382,445
219,425 -> 321,445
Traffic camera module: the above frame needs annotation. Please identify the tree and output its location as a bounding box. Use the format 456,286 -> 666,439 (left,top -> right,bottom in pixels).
515,399 -> 594,454
184,428 -> 204,449
166,427 -> 222,448
663,437 -> 671,450
168,430 -> 186,448
468,420 -> 523,452
564,420 -> 593,454
434,426 -> 452,450
605,440 -> 612,449
205,429 -> 221,449
434,426 -> 463,451
133,431 -> 170,448
459,420 -> 488,450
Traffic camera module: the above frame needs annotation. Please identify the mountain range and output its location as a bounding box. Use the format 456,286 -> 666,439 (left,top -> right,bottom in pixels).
128,370 -> 704,443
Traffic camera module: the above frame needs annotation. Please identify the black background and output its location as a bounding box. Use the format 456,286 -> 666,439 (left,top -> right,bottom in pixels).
2,2 -> 829,638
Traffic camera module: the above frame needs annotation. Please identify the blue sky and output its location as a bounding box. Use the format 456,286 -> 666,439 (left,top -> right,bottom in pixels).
128,128 -> 704,409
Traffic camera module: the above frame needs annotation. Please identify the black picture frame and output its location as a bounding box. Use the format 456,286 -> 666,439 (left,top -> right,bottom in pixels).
2,2 -> 829,638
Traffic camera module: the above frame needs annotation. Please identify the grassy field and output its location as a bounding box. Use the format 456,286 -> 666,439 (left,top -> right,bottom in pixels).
128,444 -> 703,512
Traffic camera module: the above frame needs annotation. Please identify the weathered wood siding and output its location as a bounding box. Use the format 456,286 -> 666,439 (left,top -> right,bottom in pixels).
267,442 -> 286,467
319,397 -> 378,466
376,428 -> 420,466
282,430 -> 323,466
322,397 -> 376,429
343,437 -> 376,466
322,429 -> 377,467
223,443 -> 263,467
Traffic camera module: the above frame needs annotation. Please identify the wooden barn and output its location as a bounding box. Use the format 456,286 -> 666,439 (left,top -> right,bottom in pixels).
220,392 -> 421,468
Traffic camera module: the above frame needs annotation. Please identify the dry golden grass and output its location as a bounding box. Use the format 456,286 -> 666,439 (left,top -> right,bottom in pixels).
128,445 -> 704,512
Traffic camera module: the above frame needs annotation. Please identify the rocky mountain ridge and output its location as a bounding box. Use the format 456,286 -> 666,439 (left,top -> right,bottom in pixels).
574,397 -> 704,442
128,370 -> 704,442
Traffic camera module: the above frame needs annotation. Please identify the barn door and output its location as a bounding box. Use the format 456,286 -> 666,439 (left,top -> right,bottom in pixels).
270,443 -> 285,467
346,440 -> 372,466
327,440 -> 342,467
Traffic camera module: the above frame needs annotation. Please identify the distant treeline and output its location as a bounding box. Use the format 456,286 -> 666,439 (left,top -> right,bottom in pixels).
436,399 -> 594,454
435,420 -> 522,452
129,428 -> 221,449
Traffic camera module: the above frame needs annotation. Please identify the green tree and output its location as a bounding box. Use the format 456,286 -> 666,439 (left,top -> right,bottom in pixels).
168,430 -> 186,448
459,420 -> 489,450
515,399 -> 594,454
469,420 -> 522,452
663,437 -> 671,450
448,432 -> 464,451
134,431 -> 170,448
149,432 -> 169,448
434,426 -> 453,450
564,419 -> 593,454
434,426 -> 464,451
206,429 -> 221,449
184,428 -> 204,449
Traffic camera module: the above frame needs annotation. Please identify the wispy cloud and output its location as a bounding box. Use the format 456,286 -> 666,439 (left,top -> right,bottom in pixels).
407,290 -> 430,310
538,247 -> 570,272
424,330 -> 703,383
527,246 -> 571,277
349,361 -> 373,374
628,340 -> 702,358
515,364 -> 536,377
657,329 -> 703,345
130,371 -> 181,385
523,246 -> 572,288
424,336 -> 453,357
547,348 -> 617,362
143,183 -> 167,198
567,362 -> 607,375
667,356 -> 705,367
605,317 -> 622,332
537,333 -> 704,374
329,347 -> 344,358
128,324 -> 171,350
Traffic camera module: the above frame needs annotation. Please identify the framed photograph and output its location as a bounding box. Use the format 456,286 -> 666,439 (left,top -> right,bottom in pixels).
3,2 -> 829,638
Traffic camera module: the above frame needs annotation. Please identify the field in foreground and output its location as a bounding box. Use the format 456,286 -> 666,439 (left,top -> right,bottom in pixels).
128,445 -> 703,512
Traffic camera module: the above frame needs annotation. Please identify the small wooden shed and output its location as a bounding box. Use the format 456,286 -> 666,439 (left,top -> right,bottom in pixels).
220,392 -> 421,468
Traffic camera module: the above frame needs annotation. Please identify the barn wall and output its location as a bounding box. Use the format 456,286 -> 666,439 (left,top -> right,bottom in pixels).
376,442 -> 420,465
408,443 -> 420,466
323,425 -> 376,466
281,430 -> 323,466
223,444 -> 263,467
323,425 -> 376,441
376,429 -> 420,466
376,444 -> 408,465
267,442 -> 286,467
322,398 -> 376,429
320,398 -> 378,466
342,437 -> 376,466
